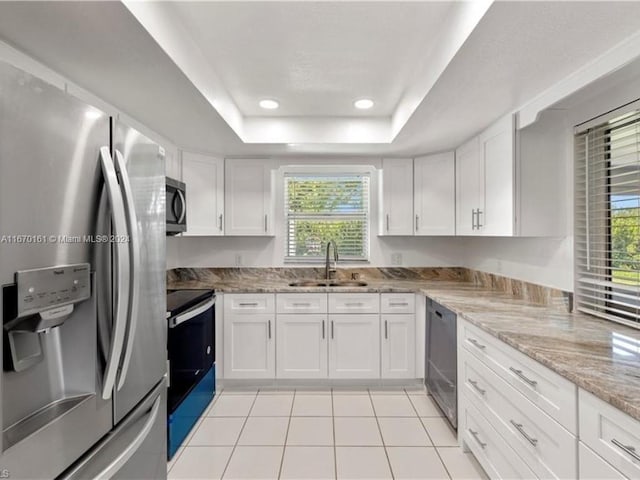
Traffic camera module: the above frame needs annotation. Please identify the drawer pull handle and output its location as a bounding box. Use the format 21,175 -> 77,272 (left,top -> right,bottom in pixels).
510,420 -> 538,446
611,438 -> 640,462
469,429 -> 487,449
292,303 -> 312,307
468,338 -> 486,350
468,379 -> 486,395
509,367 -> 538,387
238,302 -> 259,307
389,302 -> 409,307
345,302 -> 364,307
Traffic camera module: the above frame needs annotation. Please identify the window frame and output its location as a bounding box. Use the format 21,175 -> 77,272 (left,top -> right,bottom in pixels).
280,165 -> 373,264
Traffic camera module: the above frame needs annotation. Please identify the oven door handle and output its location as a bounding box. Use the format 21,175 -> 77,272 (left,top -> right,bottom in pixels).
169,296 -> 215,328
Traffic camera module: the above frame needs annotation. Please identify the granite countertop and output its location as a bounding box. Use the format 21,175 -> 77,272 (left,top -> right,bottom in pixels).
168,271 -> 640,422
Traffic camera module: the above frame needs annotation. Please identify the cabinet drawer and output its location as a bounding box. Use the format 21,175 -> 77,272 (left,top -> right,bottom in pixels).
463,397 -> 537,480
224,294 -> 275,314
580,389 -> 640,479
329,293 -> 379,314
277,293 -> 327,314
579,442 -> 627,480
461,320 -> 577,434
461,350 -> 577,479
380,293 -> 415,314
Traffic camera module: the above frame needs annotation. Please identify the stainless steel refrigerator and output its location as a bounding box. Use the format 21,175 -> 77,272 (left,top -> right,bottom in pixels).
0,60 -> 167,479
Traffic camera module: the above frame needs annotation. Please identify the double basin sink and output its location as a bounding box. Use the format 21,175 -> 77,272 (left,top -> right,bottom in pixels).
288,280 -> 368,287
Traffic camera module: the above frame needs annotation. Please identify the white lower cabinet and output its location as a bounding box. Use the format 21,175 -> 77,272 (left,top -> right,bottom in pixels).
381,315 -> 415,379
329,314 -> 380,379
276,314 -> 328,379
224,294 -> 275,379
579,442 -> 627,480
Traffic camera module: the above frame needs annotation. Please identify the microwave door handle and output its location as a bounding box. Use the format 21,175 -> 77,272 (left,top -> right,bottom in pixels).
114,150 -> 141,391
99,146 -> 130,400
176,189 -> 186,224
169,296 -> 215,328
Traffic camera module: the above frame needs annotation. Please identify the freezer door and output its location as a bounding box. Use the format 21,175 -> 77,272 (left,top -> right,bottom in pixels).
112,120 -> 166,424
59,380 -> 167,480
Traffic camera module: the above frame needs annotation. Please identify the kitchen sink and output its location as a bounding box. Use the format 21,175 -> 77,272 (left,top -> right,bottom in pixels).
288,280 -> 368,287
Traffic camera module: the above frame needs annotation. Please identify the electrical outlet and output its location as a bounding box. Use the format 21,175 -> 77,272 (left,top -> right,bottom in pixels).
391,253 -> 402,265
235,254 -> 242,266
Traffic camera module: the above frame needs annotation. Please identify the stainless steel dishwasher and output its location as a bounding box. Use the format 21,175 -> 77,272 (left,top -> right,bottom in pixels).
425,298 -> 457,429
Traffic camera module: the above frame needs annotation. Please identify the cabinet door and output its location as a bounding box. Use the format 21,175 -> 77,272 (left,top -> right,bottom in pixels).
379,158 -> 414,236
224,313 -> 275,379
225,159 -> 274,236
579,443 -> 626,480
414,152 -> 455,236
479,114 -> 515,236
329,314 -> 380,379
182,152 -> 224,236
455,137 -> 481,235
381,315 -> 415,379
277,314 -> 328,379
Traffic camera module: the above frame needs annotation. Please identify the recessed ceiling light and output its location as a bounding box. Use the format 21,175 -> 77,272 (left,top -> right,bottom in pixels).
85,109 -> 103,119
259,99 -> 279,110
354,98 -> 374,110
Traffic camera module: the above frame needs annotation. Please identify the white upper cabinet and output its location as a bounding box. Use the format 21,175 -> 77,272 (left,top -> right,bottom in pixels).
479,115 -> 515,236
182,152 -> 224,236
455,137 -> 482,235
414,152 -> 455,236
456,115 -> 515,236
379,158 -> 414,236
225,159 -> 275,236
165,149 -> 181,180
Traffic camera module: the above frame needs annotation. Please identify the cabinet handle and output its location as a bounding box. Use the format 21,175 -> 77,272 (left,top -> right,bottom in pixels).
292,303 -> 311,307
471,209 -> 476,230
264,214 -> 268,232
415,214 -> 419,231
469,429 -> 487,449
510,420 -> 538,446
386,214 -> 390,232
268,319 -> 271,339
218,213 -> 223,231
468,338 -> 486,350
389,302 -> 409,307
468,379 -> 486,395
322,320 -> 325,339
345,302 -> 364,307
238,302 -> 259,307
331,320 -> 334,339
611,439 -> 640,462
509,367 -> 538,388
477,209 -> 483,229
384,320 -> 388,339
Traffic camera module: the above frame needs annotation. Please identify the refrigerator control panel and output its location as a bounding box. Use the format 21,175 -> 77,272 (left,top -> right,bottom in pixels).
15,263 -> 91,318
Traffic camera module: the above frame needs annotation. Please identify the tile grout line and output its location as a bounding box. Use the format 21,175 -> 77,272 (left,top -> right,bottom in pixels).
219,390 -> 259,480
332,388 -> 338,480
369,389 -> 395,480
277,389 -> 296,479
407,390 -> 453,480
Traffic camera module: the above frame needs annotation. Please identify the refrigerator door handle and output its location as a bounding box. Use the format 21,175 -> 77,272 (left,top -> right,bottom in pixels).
100,146 -> 131,400
93,395 -> 161,480
114,150 -> 141,391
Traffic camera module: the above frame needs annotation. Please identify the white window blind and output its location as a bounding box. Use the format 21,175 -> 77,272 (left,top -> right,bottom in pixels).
575,108 -> 640,328
284,173 -> 370,262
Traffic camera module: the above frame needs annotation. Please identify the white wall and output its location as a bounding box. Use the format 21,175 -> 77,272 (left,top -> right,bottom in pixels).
168,157 -> 467,268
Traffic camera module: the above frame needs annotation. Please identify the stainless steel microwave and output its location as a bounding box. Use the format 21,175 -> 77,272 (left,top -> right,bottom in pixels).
166,177 -> 186,235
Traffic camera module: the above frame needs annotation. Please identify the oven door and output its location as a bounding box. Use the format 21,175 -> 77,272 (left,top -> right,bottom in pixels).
167,295 -> 215,413
166,178 -> 186,234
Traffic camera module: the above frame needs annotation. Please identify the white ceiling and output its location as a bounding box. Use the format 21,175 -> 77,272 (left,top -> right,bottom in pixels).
0,2 -> 639,156
169,1 -> 454,118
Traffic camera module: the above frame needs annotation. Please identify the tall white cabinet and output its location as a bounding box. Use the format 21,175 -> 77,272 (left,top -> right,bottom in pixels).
224,159 -> 275,236
182,152 -> 224,236
414,152 -> 456,236
379,158 -> 414,236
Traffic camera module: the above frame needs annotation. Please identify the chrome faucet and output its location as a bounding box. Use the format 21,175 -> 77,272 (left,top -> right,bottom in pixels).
325,240 -> 339,280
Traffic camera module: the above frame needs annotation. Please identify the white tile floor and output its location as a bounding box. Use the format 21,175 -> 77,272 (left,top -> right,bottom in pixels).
168,387 -> 488,480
